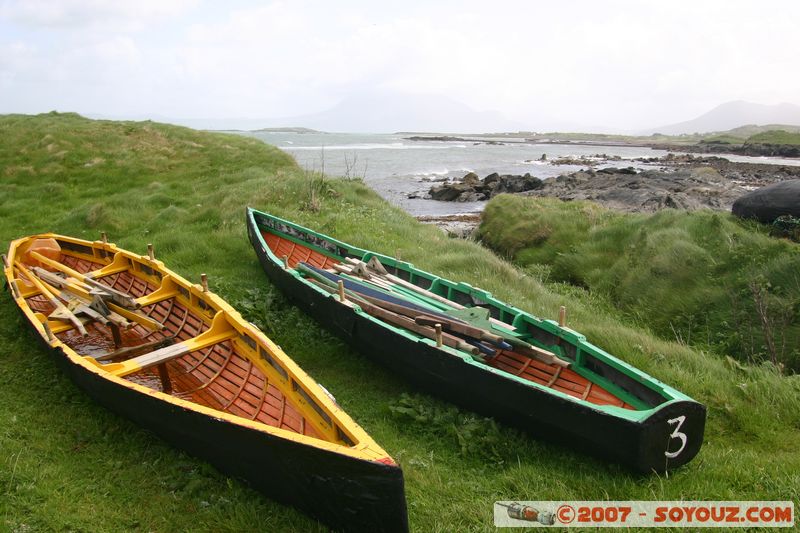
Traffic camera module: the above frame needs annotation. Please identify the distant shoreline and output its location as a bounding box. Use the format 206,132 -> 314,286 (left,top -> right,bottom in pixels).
403,134 -> 800,159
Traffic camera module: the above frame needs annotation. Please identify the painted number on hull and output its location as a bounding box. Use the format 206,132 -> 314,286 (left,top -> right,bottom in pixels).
665,415 -> 687,458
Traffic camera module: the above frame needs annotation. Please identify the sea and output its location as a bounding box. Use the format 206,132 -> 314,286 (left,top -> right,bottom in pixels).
238,131 -> 800,217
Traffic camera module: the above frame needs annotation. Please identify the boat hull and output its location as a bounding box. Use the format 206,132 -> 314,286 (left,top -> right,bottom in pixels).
247,211 -> 706,473
5,233 -> 408,533
18,310 -> 408,532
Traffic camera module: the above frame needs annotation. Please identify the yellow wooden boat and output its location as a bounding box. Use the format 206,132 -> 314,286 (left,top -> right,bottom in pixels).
3,233 -> 407,532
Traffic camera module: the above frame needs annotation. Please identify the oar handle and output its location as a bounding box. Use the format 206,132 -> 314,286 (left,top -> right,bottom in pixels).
14,261 -> 88,337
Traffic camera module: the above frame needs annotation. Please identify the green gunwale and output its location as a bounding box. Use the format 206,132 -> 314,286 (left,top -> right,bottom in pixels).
248,208 -> 697,422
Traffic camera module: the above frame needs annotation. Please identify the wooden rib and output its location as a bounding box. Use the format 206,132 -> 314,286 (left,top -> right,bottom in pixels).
181,346 -> 215,374
221,359 -> 252,410
581,382 -> 593,401
276,391 -> 287,428
546,365 -> 563,387
514,356 -> 533,377
184,343 -> 235,393
250,377 -> 270,420
169,305 -> 192,339
121,273 -> 136,295
143,297 -> 175,340
294,246 -> 312,266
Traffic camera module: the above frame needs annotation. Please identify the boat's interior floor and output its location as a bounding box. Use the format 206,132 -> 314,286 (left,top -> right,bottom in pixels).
261,230 -> 635,410
23,252 -> 322,439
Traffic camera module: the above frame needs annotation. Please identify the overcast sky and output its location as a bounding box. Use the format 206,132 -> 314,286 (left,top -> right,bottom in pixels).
1,0 -> 799,132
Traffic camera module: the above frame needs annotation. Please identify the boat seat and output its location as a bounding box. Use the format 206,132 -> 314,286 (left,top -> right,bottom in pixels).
99,311 -> 237,378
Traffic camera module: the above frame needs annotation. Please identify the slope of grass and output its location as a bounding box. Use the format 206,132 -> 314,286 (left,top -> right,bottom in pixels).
746,129 -> 800,146
477,195 -> 800,372
1,113 -> 799,532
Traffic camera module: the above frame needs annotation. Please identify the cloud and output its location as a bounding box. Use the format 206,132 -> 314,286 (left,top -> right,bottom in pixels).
1,0 -> 799,130
0,0 -> 197,31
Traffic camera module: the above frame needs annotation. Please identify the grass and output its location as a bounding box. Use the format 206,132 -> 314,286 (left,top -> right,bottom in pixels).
1,113 -> 799,531
745,130 -> 800,146
477,195 -> 800,372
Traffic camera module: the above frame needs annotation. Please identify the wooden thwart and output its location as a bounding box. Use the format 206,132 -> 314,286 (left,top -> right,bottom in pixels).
101,311 -> 237,377
94,336 -> 176,362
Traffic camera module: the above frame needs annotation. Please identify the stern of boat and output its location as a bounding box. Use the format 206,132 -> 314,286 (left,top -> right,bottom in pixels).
635,399 -> 706,473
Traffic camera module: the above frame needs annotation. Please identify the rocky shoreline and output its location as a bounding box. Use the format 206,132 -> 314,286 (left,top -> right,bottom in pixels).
413,154 -> 800,235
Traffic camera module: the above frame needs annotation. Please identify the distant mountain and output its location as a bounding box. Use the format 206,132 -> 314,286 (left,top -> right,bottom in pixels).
251,127 -> 322,134
284,90 -> 524,134
646,101 -> 800,135
89,91 -> 523,133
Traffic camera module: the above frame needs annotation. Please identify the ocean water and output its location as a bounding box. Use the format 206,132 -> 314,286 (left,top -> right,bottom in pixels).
240,131 -> 796,216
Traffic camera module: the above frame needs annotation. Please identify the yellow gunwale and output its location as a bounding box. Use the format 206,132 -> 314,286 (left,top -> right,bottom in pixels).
4,233 -> 393,464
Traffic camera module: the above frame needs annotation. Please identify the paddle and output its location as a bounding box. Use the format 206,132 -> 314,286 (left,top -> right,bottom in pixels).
28,250 -> 140,309
301,274 -> 481,356
14,261 -> 88,337
31,266 -> 163,332
448,307 -> 570,368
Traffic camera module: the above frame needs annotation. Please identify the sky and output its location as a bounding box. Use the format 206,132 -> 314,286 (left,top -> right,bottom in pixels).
1,0 -> 799,132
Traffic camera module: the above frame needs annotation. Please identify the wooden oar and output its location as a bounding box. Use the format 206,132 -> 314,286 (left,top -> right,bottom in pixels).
31,265 -> 162,331
347,256 -> 516,330
414,315 -> 510,348
28,251 -> 139,309
307,263 -> 518,354
30,266 -> 96,300
14,261 -> 88,337
448,307 -> 570,368
301,263 -> 443,316
302,274 -> 480,355
28,268 -> 136,329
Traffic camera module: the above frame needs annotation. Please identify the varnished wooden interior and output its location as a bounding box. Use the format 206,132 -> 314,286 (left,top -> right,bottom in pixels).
261,230 -> 635,410
24,251 -> 322,439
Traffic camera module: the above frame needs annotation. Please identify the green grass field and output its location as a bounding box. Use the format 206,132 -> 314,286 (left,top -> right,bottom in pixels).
476,195 -> 800,372
1,113 -> 799,532
745,130 -> 800,147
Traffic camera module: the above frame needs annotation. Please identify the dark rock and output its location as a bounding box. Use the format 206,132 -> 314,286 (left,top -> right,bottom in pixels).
731,180 -> 800,223
457,191 -> 487,202
427,171 -> 543,202
598,166 -> 637,175
429,183 -> 472,201
462,172 -> 481,186
493,173 -> 542,194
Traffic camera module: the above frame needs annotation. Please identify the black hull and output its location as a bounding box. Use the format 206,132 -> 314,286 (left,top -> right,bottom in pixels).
248,217 -> 705,474
22,313 -> 408,533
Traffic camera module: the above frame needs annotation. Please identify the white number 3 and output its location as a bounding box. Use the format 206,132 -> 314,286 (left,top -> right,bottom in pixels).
665,415 -> 687,458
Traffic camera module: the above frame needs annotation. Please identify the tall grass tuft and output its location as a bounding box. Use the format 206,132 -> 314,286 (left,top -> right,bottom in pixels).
477,194 -> 800,372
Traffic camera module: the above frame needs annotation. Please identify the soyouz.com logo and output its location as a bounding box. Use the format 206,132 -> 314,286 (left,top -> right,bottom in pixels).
494,501 -> 794,528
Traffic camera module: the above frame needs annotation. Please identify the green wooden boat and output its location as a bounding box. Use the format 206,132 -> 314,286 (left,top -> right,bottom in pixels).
247,208 -> 706,472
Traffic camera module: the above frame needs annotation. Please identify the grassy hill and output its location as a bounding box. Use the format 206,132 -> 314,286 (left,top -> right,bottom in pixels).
477,195 -> 800,372
518,124 -> 800,148
746,130 -> 800,146
1,113 -> 799,531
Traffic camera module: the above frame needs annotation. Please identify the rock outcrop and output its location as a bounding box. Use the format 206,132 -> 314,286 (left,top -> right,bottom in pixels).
521,167 -> 748,212
428,172 -> 543,202
731,179 -> 800,223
